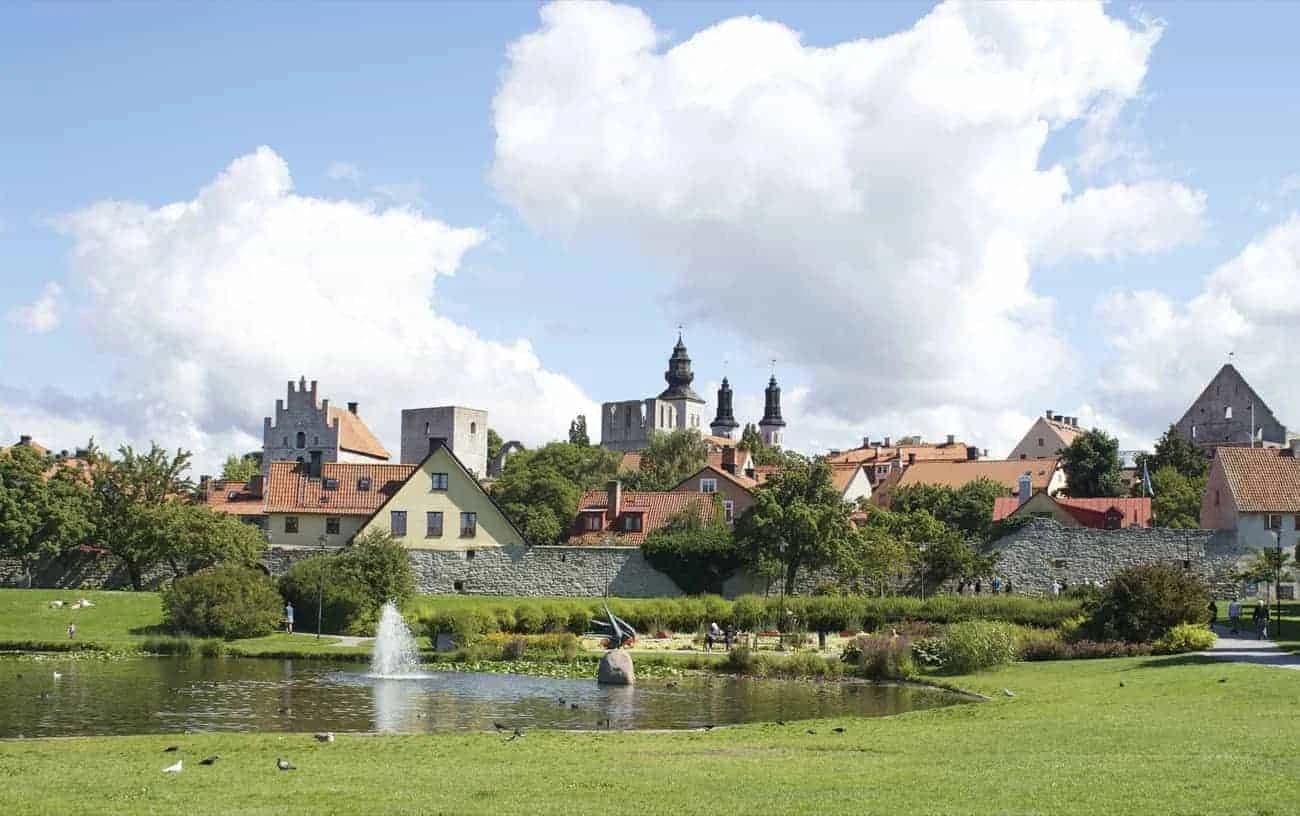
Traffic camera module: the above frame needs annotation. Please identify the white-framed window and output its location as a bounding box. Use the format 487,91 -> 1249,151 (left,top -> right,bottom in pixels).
1266,514 -> 1281,531
460,512 -> 477,538
724,500 -> 735,524
430,472 -> 449,491
584,513 -> 602,531
426,511 -> 443,538
1225,406 -> 1233,420
390,510 -> 407,537
621,513 -> 643,533
284,516 -> 299,534
700,478 -> 718,494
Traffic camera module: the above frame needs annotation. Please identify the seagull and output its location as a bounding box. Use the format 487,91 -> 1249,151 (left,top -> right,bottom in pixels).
52,672 -> 63,680
1002,689 -> 1016,698
314,732 -> 335,743
199,755 -> 219,766
162,760 -> 183,774
163,745 -> 180,753
277,758 -> 296,771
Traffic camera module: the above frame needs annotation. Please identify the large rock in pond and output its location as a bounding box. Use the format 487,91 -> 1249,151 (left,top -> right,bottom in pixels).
597,650 -> 634,685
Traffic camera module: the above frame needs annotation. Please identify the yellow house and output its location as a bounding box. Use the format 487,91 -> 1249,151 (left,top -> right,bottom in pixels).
358,441 -> 524,550
263,461 -> 416,548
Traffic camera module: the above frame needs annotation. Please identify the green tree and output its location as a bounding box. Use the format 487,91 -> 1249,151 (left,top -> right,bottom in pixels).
1149,466 -> 1205,529
738,423 -> 783,466
866,506 -> 986,591
490,442 -> 621,545
91,443 -> 195,589
733,457 -> 859,594
626,429 -> 709,491
487,428 -> 503,465
567,415 -> 590,446
1235,549 -> 1295,586
1060,428 -> 1125,498
0,445 -> 96,585
854,523 -> 910,596
641,500 -> 737,594
1134,425 -> 1207,486
156,502 -> 267,576
221,453 -> 260,483
889,477 -> 1009,541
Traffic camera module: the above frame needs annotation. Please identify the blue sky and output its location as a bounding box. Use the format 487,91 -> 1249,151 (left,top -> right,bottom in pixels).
4,1 -> 1300,470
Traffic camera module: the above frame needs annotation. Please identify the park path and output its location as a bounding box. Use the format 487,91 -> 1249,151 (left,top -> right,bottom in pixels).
1200,625 -> 1300,670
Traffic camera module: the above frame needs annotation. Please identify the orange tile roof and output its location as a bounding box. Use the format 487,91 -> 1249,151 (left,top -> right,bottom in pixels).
751,464 -> 782,485
826,441 -> 970,467
896,458 -> 1058,495
569,489 -> 719,545
992,495 -> 1152,528
1215,447 -> 1300,512
830,463 -> 866,493
327,406 -> 391,460
672,464 -> 757,492
202,478 -> 266,516
264,461 -> 415,515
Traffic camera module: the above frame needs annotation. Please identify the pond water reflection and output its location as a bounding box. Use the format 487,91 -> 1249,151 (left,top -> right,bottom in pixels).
0,657 -> 968,738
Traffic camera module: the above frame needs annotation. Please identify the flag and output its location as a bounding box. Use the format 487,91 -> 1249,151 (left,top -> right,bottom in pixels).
1142,461 -> 1154,498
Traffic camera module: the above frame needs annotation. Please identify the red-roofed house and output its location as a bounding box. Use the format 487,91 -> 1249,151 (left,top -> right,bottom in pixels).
1201,446 -> 1300,553
199,476 -> 268,529
671,465 -> 755,524
993,493 -> 1153,530
569,481 -> 720,546
262,377 -> 391,479
263,460 -> 415,547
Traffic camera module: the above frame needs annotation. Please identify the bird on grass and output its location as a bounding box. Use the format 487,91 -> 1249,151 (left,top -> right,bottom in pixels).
1119,681 -> 1126,688
776,720 -> 786,727
832,727 -> 846,734
314,732 -> 335,743
703,724 -> 715,732
199,755 -> 219,766
665,681 -> 678,689
505,728 -> 524,742
277,758 -> 296,771
1002,689 -> 1016,698
1219,678 -> 1228,684
806,729 -> 816,735
163,745 -> 180,753
569,703 -> 579,710
162,760 -> 183,774
493,722 -> 507,732
557,697 -> 567,706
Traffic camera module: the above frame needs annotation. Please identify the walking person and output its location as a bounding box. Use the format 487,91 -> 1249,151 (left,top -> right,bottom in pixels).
705,621 -> 722,652
991,576 -> 1003,595
1252,599 -> 1268,640
1207,599 -> 1218,627
67,622 -> 76,640
1228,598 -> 1242,635
284,602 -> 295,635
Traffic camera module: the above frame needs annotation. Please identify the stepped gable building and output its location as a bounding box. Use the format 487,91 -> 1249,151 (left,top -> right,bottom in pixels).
1175,363 -> 1286,451
262,377 -> 390,478
1008,411 -> 1082,460
599,335 -> 789,453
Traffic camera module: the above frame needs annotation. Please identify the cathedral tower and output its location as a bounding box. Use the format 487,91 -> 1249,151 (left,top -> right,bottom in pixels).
758,374 -> 786,448
710,377 -> 739,438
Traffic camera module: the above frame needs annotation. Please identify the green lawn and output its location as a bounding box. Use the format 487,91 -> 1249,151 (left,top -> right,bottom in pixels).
2,656 -> 1297,815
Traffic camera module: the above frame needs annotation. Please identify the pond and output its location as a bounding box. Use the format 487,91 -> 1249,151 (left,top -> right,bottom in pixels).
0,657 -> 969,738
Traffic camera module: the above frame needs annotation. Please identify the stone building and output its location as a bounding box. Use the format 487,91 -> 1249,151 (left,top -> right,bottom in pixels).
1007,411 -> 1082,460
1175,363 -> 1286,451
261,377 -> 390,477
399,405 -> 489,477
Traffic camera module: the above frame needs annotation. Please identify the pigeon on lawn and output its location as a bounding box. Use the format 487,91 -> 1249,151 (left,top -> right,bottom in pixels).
505,728 -> 524,742
314,732 -> 335,743
199,755 -> 219,766
569,703 -> 579,710
776,720 -> 786,726
163,745 -> 180,753
162,760 -> 183,774
806,729 -> 816,735
277,758 -> 296,771
832,727 -> 846,734
493,722 -> 507,732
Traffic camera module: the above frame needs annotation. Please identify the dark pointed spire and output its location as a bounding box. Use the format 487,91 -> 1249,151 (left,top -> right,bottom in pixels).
760,374 -> 786,428
657,332 -> 704,403
711,377 -> 739,437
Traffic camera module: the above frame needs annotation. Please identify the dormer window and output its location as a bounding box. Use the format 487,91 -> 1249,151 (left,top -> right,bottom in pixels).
430,472 -> 449,491
621,513 -> 643,533
323,478 -> 339,491
583,513 -> 602,532
358,476 -> 372,492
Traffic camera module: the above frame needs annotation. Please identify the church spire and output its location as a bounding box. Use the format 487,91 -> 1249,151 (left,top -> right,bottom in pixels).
759,366 -> 786,447
711,377 -> 739,438
657,331 -> 704,403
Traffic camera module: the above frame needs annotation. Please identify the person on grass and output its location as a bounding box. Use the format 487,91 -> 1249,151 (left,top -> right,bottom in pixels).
284,602 -> 295,635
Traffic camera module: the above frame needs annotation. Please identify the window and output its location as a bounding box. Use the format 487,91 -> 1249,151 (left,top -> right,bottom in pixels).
1037,437 -> 1044,447
453,580 -> 465,592
357,476 -> 372,492
425,421 -> 431,435
1104,509 -> 1122,530
470,421 -> 477,434
323,478 -> 339,491
296,431 -> 306,449
1191,424 -> 1197,439
466,549 -> 476,560
326,517 -> 340,535
1294,515 -> 1300,531
724,500 -> 735,524
426,511 -> 443,538
625,410 -> 631,429
584,513 -> 602,531
313,435 -> 319,445
460,512 -> 477,538
283,436 -> 289,447
430,472 -> 449,491
700,477 -> 718,494
1266,514 -> 1282,531
621,513 -> 643,533
1215,490 -> 1220,506
1019,453 -> 1027,460
391,510 -> 407,537
1225,406 -> 1233,420
284,516 -> 299,534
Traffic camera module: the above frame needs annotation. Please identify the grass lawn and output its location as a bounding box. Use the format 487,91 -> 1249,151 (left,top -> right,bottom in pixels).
3,656 -> 1298,815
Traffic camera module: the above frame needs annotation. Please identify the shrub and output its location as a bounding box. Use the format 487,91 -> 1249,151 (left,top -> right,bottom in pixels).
842,634 -> 915,680
1086,563 -> 1209,642
1017,633 -> 1070,662
426,608 -> 497,647
1154,623 -> 1217,655
731,595 -> 769,632
501,635 -> 528,660
278,532 -> 416,636
513,603 -> 545,634
163,565 -> 282,639
725,645 -> 759,674
640,505 -> 739,594
279,557 -> 371,635
929,620 -> 1019,674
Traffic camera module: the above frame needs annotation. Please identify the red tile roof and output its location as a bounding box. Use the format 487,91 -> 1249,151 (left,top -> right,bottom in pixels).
264,461 -> 415,515
1214,447 -> 1300,512
672,465 -> 757,492
826,441 -> 971,467
992,495 -> 1153,528
830,463 -> 866,493
568,489 -> 719,545
896,458 -> 1058,496
327,406 -> 391,460
202,478 -> 266,516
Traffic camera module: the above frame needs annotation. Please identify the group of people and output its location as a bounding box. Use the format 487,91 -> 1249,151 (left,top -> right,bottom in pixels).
1224,598 -> 1272,639
704,621 -> 733,652
956,576 -> 1010,595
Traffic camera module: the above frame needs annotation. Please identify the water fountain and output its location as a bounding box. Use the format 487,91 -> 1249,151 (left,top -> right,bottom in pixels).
369,602 -> 426,678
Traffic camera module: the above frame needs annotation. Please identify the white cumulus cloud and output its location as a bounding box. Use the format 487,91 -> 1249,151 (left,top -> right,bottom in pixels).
7,282 -> 63,333
6,147 -> 594,471
490,0 -> 1204,449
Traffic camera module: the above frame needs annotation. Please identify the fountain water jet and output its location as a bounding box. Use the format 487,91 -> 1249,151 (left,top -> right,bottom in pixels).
369,602 -> 426,678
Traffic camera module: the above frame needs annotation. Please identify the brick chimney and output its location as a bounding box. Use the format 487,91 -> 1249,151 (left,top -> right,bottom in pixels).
19,434 -> 32,446
883,436 -> 892,448
606,480 -> 623,523
721,446 -> 737,475
347,401 -> 359,415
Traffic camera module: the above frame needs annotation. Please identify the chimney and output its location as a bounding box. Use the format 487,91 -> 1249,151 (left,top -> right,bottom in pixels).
1071,417 -> 1079,427
606,480 -> 623,523
347,401 -> 359,415
199,475 -> 211,492
946,434 -> 956,445
1017,473 -> 1033,506
907,452 -> 917,465
722,446 -> 737,475
862,436 -> 870,449
883,436 -> 892,448
1045,410 -> 1054,421
249,474 -> 265,497
19,434 -> 31,446
966,446 -> 979,461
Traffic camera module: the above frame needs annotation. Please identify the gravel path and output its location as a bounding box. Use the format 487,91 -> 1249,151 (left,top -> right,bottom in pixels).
1201,624 -> 1300,670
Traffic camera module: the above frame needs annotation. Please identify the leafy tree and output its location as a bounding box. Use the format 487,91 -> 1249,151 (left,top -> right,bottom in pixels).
1060,428 -> 1125,498
0,445 -> 96,585
155,502 -> 267,576
866,507 -> 987,590
1235,549 -> 1295,586
163,564 -> 282,639
1086,563 -> 1209,641
1134,425 -> 1207,486
626,429 -> 709,491
641,500 -> 737,594
853,523 -> 910,596
1149,466 -> 1206,529
567,415 -> 590,446
487,428 -> 503,464
91,443 -> 195,589
491,442 -> 621,545
278,529 -> 414,635
220,453 -> 260,483
733,457 -> 859,594
889,477 -> 1009,541
738,423 -> 784,466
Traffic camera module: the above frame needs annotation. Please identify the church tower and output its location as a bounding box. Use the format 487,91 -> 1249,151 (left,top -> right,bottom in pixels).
710,377 -> 739,438
758,374 -> 787,447
656,333 -> 706,432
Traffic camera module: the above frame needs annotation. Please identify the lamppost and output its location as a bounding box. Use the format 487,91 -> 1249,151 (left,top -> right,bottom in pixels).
778,540 -> 788,650
316,533 -> 327,640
